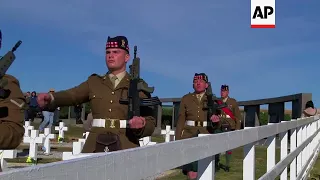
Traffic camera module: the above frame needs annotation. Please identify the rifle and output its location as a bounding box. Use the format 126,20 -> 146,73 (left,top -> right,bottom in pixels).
203,82 -> 227,128
0,30 -> 22,118
119,46 -> 161,121
0,35 -> 22,91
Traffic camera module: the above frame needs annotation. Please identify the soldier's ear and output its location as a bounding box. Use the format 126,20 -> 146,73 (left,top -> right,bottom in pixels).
125,53 -> 130,63
205,83 -> 209,89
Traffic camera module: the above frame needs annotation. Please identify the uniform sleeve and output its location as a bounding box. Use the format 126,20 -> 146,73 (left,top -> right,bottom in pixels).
0,75 -> 25,149
175,96 -> 187,140
232,98 -> 242,130
52,76 -> 92,107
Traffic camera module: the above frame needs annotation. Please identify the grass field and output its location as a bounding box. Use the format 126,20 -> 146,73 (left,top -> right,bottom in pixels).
158,146 -> 279,180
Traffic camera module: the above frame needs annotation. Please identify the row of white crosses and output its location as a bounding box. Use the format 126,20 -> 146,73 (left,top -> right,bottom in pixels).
23,121 -> 68,142
22,122 -> 69,163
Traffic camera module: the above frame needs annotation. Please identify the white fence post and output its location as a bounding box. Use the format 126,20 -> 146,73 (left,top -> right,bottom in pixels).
280,121 -> 288,180
290,119 -> 297,180
266,123 -> 276,171
243,127 -> 255,180
301,124 -> 307,167
197,134 -> 215,180
296,118 -> 302,173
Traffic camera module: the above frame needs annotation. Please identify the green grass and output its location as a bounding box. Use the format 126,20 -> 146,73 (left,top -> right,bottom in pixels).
6,157 -> 61,164
16,145 -> 73,152
151,135 -> 165,143
159,146 -> 281,180
309,156 -> 320,180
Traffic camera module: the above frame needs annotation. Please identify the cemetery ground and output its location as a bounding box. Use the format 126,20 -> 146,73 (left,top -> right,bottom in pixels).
5,121 -> 320,180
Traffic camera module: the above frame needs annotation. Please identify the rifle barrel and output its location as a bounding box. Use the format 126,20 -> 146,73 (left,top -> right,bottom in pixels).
12,41 -> 22,52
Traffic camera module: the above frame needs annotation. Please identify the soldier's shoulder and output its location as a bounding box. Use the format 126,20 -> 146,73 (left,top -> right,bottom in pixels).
89,73 -> 102,78
182,92 -> 194,99
3,74 -> 20,85
229,97 -> 238,102
87,73 -> 104,81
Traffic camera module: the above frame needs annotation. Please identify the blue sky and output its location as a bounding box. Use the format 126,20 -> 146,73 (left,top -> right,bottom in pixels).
0,0 -> 319,108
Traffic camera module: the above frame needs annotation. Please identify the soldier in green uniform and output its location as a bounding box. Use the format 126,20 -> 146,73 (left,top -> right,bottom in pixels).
37,36 -> 156,152
175,73 -> 221,180
215,84 -> 242,171
0,75 -> 25,149
0,30 -> 25,150
220,84 -> 241,130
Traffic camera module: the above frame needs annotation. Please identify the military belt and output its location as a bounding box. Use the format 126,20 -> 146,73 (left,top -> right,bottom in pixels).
186,120 -> 207,127
92,118 -> 127,129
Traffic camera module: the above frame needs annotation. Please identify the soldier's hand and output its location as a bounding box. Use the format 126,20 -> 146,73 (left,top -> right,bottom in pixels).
37,93 -> 52,108
210,115 -> 220,123
128,116 -> 146,129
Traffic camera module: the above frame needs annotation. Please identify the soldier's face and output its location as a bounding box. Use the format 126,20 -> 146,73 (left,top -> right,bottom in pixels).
221,90 -> 229,98
193,79 -> 208,93
105,48 -> 130,70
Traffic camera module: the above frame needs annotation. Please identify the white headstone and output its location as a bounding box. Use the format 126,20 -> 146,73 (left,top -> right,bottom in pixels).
23,130 -> 44,161
23,121 -> 34,139
139,136 -> 157,146
39,128 -> 56,154
72,141 -> 84,155
161,125 -> 175,142
55,122 -> 68,140
0,150 -> 17,172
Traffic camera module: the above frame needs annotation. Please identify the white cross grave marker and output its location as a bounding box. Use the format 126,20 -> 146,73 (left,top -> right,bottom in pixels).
139,136 -> 157,146
39,128 -> 56,155
55,122 -> 68,141
23,121 -> 34,140
23,130 -> 44,162
0,150 -> 17,172
161,125 -> 175,142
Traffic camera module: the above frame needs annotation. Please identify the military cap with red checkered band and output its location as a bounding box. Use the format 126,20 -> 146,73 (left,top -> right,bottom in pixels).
193,73 -> 208,82
106,36 -> 130,53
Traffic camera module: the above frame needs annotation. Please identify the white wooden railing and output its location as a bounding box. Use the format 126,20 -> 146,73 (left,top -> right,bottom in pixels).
0,116 -> 319,180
